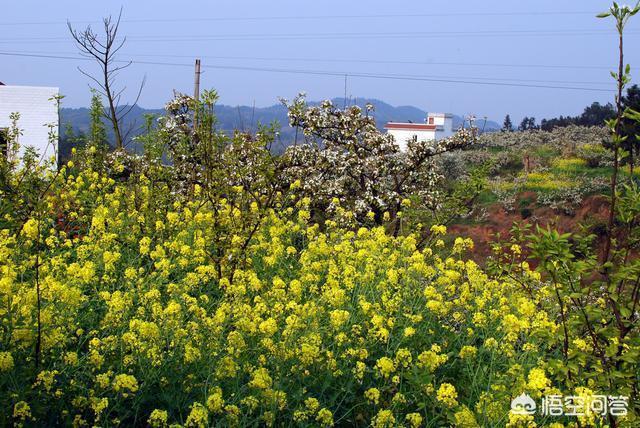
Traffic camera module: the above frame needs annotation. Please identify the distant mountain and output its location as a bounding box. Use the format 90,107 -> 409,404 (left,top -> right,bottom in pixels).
328,98 -> 500,131
59,98 -> 499,154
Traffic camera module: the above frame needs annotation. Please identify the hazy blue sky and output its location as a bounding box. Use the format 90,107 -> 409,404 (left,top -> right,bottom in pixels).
1,1 -> 639,123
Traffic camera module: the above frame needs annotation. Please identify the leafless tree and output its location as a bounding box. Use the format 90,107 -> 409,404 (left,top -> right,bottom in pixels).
68,8 -> 145,150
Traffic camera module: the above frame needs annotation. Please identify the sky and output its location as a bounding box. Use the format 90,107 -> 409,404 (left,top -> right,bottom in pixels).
1,0 -> 639,123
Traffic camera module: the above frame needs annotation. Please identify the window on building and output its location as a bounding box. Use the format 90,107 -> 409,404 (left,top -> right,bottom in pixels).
428,117 -> 434,124
0,129 -> 7,159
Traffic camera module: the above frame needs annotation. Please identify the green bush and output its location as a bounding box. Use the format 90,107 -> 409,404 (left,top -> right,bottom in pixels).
576,143 -> 614,168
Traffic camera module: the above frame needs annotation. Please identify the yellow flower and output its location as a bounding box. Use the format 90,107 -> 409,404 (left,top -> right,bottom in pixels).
139,237 -> 152,255
365,387 -> 380,404
34,370 -> 58,392
405,412 -> 423,428
459,345 -> 477,359
484,337 -> 499,350
113,374 -> 139,395
290,179 -> 301,190
329,309 -> 350,329
185,402 -> 208,428
0,352 -> 14,372
453,237 -> 474,253
315,408 -> 333,427
249,367 -> 272,390
573,338 -> 589,352
430,224 -> 447,235
206,387 -> 224,413
395,348 -> 412,368
573,387 -> 599,426
305,397 -> 320,413
259,318 -> 278,335
372,409 -> 395,428
148,409 -> 168,427
22,218 -> 39,240
91,397 -> 109,418
436,383 -> 458,407
527,368 -> 549,391
354,361 -> 366,381
375,357 -> 395,378
13,401 -> 31,421
506,412 -> 536,428
454,406 -> 479,427
417,345 -> 448,372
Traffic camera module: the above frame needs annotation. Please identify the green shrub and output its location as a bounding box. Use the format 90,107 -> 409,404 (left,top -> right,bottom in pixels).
576,143 -> 614,168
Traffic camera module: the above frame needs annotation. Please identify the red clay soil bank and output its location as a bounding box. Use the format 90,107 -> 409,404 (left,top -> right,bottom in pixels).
448,193 -> 611,263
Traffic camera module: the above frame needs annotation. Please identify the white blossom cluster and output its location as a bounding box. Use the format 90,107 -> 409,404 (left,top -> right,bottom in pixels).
156,92 -> 287,202
478,125 -> 610,151
147,92 -> 476,226
280,94 -> 475,223
155,93 -> 206,190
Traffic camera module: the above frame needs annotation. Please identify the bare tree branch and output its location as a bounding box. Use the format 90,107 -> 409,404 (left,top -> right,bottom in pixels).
68,7 -> 143,150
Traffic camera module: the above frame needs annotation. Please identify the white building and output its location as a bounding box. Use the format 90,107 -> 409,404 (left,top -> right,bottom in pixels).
0,83 -> 59,164
384,112 -> 454,151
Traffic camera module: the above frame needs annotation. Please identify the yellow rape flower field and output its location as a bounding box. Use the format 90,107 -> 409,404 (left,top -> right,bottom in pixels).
2,163 -> 636,428
7,1 -> 640,425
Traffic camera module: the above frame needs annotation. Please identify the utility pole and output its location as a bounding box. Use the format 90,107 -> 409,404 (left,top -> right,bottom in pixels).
343,74 -> 348,108
193,58 -> 201,131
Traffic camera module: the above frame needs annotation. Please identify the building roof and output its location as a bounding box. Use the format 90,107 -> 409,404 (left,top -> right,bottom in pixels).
384,122 -> 437,131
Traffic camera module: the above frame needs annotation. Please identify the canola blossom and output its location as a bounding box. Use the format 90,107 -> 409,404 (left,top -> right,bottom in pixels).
1,162 -> 610,428
2,86 -> 640,425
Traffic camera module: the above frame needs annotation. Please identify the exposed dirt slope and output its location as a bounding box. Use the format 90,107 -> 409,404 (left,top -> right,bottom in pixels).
449,193 -> 610,261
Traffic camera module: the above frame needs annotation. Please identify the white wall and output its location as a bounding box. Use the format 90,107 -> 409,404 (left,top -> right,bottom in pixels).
439,117 -> 455,139
428,113 -> 455,139
0,85 -> 59,164
387,129 -> 436,151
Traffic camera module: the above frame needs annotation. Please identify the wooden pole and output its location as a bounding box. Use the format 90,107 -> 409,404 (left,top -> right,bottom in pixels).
193,58 -> 201,131
344,74 -> 347,108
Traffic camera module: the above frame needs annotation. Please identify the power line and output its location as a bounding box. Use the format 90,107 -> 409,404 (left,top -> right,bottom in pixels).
0,51 -> 616,92
1,29 -> 637,44
0,11 -> 605,26
0,50 -> 613,86
0,49 -> 616,71
125,53 -> 618,71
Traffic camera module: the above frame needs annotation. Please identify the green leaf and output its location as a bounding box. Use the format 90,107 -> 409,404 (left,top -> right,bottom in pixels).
624,108 -> 640,120
597,12 -> 611,18
620,353 -> 638,363
612,371 -> 627,379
